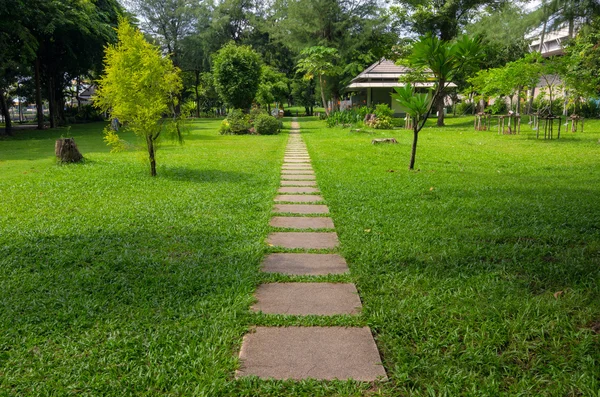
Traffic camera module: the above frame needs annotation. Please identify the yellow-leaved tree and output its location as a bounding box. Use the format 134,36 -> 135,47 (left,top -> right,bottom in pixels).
94,19 -> 182,177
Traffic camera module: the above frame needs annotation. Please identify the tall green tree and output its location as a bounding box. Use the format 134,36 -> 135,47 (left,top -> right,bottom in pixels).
95,19 -> 183,177
296,46 -> 339,116
212,42 -> 262,110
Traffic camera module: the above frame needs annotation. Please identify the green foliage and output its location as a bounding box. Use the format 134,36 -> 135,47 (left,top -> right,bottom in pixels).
578,99 -> 600,118
256,65 -> 289,108
94,19 -> 183,176
392,84 -> 431,123
219,109 -> 251,135
212,42 -> 262,110
253,114 -> 281,135
488,98 -> 508,115
296,46 -> 340,115
365,115 -> 393,129
456,101 -> 474,115
374,103 -> 393,118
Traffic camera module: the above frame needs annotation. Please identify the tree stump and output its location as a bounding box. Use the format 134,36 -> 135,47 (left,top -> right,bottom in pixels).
371,138 -> 398,144
55,138 -> 83,163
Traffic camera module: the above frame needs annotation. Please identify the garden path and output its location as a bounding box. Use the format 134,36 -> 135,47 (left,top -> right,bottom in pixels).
236,119 -> 387,381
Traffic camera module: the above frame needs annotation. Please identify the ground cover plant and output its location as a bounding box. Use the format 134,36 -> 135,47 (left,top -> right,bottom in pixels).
300,116 -> 600,395
2,116 -> 599,396
0,119 -> 298,396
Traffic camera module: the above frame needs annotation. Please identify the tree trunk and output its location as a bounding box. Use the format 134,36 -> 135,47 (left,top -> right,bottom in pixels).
34,57 -> 44,130
436,96 -> 445,127
48,75 -> 56,129
55,138 -> 83,163
194,71 -> 200,117
147,135 -> 157,177
409,123 -> 419,170
319,74 -> 329,116
516,87 -> 522,114
0,89 -> 12,136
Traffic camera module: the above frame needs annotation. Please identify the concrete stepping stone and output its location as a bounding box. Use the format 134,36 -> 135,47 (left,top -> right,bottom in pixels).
252,283 -> 361,315
273,204 -> 329,214
261,253 -> 348,275
280,180 -> 317,187
237,327 -> 387,381
281,170 -> 315,175
270,216 -> 333,229
278,186 -> 319,193
267,232 -> 338,249
274,195 -> 323,203
282,165 -> 312,170
285,159 -> 311,163
281,174 -> 316,180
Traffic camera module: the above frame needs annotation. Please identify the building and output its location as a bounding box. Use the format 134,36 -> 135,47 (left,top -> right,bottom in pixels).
344,59 -> 456,115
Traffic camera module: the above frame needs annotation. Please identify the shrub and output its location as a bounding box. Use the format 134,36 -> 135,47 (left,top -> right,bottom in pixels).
219,109 -> 251,135
254,114 -> 281,135
488,98 -> 508,115
374,103 -> 393,118
365,115 -> 393,129
578,99 -> 600,118
456,101 -> 474,115
249,107 -> 268,123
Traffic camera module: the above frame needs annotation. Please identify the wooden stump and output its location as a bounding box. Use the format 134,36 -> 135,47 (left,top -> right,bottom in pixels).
371,138 -> 397,144
55,138 -> 83,163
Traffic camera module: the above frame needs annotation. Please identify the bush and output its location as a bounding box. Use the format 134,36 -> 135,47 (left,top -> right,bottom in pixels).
249,107 -> 268,123
254,114 -> 281,135
576,99 -> 599,118
487,98 -> 508,115
456,101 -> 474,115
219,109 -> 251,135
374,103 -> 393,118
365,115 -> 393,129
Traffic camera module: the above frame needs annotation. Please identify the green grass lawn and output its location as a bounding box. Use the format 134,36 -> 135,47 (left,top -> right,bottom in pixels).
301,116 -> 600,396
1,116 -> 599,396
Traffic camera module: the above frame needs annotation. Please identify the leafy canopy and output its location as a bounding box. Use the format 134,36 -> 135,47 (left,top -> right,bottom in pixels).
212,42 -> 262,109
94,18 -> 182,176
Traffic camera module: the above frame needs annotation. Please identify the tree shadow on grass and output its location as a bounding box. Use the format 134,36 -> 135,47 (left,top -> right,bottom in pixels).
159,167 -> 250,183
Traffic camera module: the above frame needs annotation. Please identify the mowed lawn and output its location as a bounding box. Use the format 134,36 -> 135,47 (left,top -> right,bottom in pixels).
1,116 -> 599,396
301,116 -> 600,396
0,120 -> 289,395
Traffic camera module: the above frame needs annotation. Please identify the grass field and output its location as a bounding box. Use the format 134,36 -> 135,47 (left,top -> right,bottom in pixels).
1,116 -> 599,396
302,116 -> 600,395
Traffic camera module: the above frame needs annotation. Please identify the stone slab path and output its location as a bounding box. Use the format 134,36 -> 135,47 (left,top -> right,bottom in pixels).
237,119 -> 386,382
269,216 -> 334,229
252,283 -> 361,315
238,327 -> 386,381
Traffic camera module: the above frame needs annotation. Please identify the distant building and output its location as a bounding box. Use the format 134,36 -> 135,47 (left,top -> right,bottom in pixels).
344,59 -> 456,115
528,26 -> 573,57
78,85 -> 96,105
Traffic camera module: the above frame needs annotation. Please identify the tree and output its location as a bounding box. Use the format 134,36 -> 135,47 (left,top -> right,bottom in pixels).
94,19 -> 183,177
291,77 -> 316,115
392,85 -> 431,170
405,34 -> 483,127
212,42 -> 262,110
296,46 -> 339,116
256,65 -> 289,113
393,34 -> 482,170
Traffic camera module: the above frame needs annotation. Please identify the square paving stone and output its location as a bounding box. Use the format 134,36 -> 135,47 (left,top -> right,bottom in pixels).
278,186 -> 320,193
252,283 -> 361,315
274,195 -> 323,203
280,180 -> 317,187
267,232 -> 338,249
261,253 -> 349,275
270,216 -> 334,229
281,170 -> 315,175
281,174 -> 316,180
237,327 -> 387,381
282,166 -> 313,171
273,204 -> 329,214
285,159 -> 311,163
